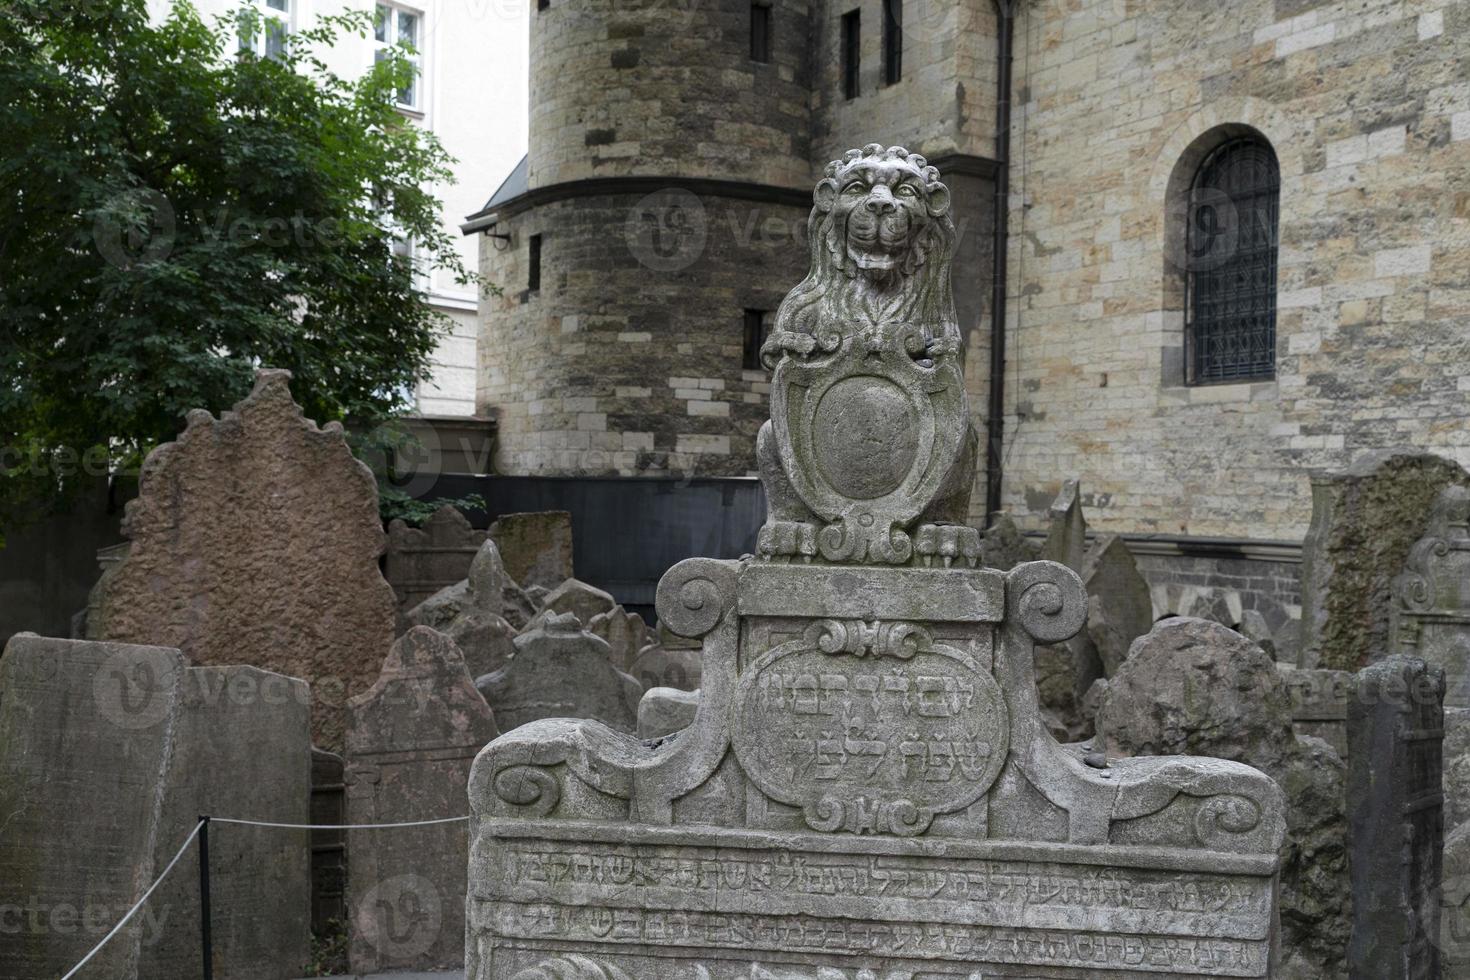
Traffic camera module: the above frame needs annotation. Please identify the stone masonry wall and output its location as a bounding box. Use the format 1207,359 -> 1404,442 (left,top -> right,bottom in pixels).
528,0 -> 814,190
810,0 -> 1000,166
995,0 -> 1470,539
480,192 -> 809,476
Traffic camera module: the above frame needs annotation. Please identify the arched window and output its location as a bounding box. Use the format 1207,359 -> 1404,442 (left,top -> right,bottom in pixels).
1186,137 -> 1280,384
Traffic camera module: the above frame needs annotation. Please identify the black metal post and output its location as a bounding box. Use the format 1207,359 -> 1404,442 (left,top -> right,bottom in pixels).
198,816 -> 213,980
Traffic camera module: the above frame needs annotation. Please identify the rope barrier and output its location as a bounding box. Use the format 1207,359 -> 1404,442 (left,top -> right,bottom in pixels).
59,818 -> 205,980
55,812 -> 471,979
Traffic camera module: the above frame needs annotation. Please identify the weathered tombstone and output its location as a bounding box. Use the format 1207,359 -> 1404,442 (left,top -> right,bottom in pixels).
1039,477 -> 1086,572
1299,449 -> 1470,671
384,504 -> 488,619
1347,655 -> 1445,978
637,686 -> 701,740
0,634 -> 185,980
85,369 -> 398,749
1392,485 -> 1470,706
1440,819 -> 1470,970
1098,618 -> 1349,977
310,747 -> 347,935
1278,665 -> 1352,758
488,510 -> 575,592
346,626 -> 499,973
628,636 -> 703,692
476,613 -> 642,734
408,538 -> 536,635
466,148 -> 1284,980
979,510 -> 1037,570
138,666 -> 312,980
533,577 -> 617,626
588,605 -> 653,674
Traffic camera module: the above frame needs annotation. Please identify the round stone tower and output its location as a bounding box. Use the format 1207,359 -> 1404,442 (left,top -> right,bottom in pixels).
477,0 -> 817,479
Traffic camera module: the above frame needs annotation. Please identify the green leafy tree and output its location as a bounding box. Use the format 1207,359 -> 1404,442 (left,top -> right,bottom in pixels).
0,0 -> 482,535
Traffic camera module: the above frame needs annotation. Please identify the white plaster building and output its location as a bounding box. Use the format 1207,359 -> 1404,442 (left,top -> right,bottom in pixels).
146,0 -> 529,415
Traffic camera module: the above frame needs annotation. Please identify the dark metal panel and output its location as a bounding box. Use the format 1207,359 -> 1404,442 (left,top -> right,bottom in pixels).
421,475 -> 767,617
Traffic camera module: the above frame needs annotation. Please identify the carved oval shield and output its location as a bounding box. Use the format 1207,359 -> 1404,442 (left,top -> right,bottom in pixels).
729,620 -> 1007,837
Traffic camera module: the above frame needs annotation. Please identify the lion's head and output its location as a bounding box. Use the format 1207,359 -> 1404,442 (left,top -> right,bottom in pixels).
771,144 -> 958,364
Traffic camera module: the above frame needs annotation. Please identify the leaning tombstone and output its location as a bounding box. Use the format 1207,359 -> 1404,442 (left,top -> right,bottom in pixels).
588,605 -> 653,673
1347,655 -> 1445,977
532,576 -> 617,626
85,369 -> 398,749
1392,485 -> 1470,707
138,666 -> 312,980
488,510 -> 575,592
407,537 -> 536,636
1278,665 -> 1352,759
346,626 -> 499,973
1039,477 -> 1086,572
384,504 -> 488,620
1299,449 -> 1469,670
465,147 -> 1285,979
476,613 -> 642,734
637,686 -> 701,740
0,634 -> 185,980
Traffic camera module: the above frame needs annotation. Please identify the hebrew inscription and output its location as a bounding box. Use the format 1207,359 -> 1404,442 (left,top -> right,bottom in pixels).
731,621 -> 1006,836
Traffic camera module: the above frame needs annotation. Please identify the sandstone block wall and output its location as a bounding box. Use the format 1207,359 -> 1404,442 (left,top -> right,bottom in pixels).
810,0 -> 1000,165
480,192 -> 808,476
528,0 -> 814,190
996,0 -> 1470,539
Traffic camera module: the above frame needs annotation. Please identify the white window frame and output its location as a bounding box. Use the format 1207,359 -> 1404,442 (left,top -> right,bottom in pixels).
373,3 -> 426,114
239,0 -> 293,60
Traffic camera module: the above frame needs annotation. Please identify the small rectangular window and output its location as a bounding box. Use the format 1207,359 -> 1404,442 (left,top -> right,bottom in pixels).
882,0 -> 902,85
750,4 -> 772,63
841,10 -> 861,100
742,310 -> 767,370
239,0 -> 291,60
528,234 -> 542,292
538,0 -> 550,10
372,3 -> 424,110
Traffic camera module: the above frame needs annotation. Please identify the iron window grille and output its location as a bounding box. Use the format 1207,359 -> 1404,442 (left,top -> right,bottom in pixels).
1185,137 -> 1281,385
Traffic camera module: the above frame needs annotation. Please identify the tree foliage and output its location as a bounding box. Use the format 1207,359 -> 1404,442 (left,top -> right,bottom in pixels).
0,0 -> 478,534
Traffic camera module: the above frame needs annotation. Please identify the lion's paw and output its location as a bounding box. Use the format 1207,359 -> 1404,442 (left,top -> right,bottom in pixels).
913,523 -> 982,568
757,520 -> 818,562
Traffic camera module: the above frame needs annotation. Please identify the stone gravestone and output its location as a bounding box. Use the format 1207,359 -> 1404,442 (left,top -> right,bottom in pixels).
346,626 -> 499,974
385,504 -> 488,620
1392,485 -> 1470,707
138,666 -> 312,980
409,538 -> 537,637
0,634 -> 185,980
86,369 -> 398,749
489,510 -> 575,592
1299,449 -> 1469,671
1040,477 -> 1086,572
465,147 -> 1285,980
1278,666 -> 1352,759
1347,655 -> 1445,978
589,605 -> 653,674
1098,618 -> 1350,978
476,613 -> 642,734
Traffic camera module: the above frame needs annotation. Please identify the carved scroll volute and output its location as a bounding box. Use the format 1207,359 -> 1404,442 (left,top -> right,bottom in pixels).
1006,560 -> 1089,645
995,560 -> 1116,845
655,557 -> 738,639
631,557 -> 743,822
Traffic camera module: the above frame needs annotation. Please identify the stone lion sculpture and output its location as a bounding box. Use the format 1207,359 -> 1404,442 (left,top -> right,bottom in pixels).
756,144 -> 979,565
